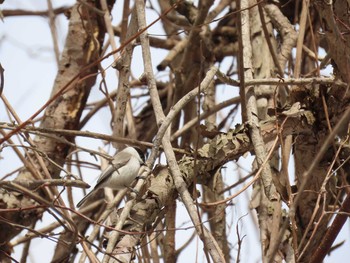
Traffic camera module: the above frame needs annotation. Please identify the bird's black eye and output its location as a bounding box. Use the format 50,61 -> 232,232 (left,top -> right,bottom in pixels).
134,147 -> 146,162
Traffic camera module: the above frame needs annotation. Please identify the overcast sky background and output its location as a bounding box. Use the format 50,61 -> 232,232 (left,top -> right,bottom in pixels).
1,1 -> 349,262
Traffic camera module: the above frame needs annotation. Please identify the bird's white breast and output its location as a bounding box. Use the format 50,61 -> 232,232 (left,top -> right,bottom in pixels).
108,157 -> 141,189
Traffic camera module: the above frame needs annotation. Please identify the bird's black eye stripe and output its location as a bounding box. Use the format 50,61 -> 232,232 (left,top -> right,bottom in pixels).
134,147 -> 146,162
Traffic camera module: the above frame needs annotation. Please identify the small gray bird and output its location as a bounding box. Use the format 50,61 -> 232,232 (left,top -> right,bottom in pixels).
77,146 -> 145,208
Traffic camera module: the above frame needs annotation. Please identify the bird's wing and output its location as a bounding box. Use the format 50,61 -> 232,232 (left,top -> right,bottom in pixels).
95,151 -> 132,186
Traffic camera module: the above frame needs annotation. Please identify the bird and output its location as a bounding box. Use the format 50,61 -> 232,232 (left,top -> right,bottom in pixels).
76,146 -> 145,208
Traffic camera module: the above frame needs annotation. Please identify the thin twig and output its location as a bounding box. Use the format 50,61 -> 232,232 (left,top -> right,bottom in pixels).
46,0 -> 60,65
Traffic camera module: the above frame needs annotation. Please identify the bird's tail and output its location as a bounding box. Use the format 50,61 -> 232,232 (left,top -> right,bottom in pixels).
76,190 -> 94,208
